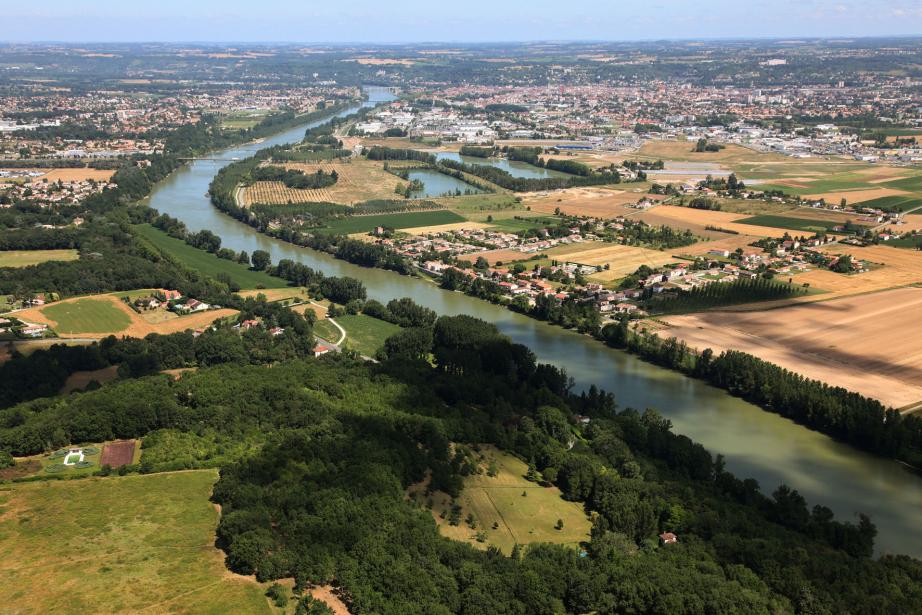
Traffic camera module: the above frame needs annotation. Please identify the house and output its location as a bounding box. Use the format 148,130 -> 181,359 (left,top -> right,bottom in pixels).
161,289 -> 183,301
659,532 -> 678,545
239,319 -> 259,330
178,299 -> 210,313
313,343 -> 334,357
20,323 -> 48,338
269,327 -> 285,336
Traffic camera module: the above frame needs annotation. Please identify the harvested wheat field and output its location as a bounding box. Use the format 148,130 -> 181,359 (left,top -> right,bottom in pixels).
681,235 -> 767,256
401,221 -> 492,235
546,243 -> 678,279
35,168 -> 115,183
661,287 -> 922,408
16,293 -> 237,339
237,287 -> 306,302
804,188 -> 908,204
526,186 -> 662,218
637,205 -> 790,237
245,160 -> 402,205
791,245 -> 922,299
457,248 -> 535,265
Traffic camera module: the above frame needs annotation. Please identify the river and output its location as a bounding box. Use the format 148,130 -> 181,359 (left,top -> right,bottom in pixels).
143,87 -> 922,558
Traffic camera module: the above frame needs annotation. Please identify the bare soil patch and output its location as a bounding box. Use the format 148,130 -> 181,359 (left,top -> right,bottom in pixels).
457,248 -> 536,265
804,188 -> 908,204
60,364 -> 119,394
0,459 -> 41,480
37,169 -> 115,183
637,205 -> 790,238
100,440 -> 136,468
661,287 -> 922,408
546,243 -> 678,279
525,187 -> 661,218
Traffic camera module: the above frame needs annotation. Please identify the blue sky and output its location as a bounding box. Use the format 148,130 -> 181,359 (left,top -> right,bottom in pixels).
3,0 -> 920,42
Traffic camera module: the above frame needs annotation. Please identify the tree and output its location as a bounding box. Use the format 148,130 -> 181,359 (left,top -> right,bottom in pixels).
555,519 -> 564,530
251,250 -> 271,271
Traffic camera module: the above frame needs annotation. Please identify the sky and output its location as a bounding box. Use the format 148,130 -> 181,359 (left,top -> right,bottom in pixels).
2,0 -> 921,43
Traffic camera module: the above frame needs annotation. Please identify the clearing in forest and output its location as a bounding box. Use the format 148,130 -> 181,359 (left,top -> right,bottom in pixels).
0,249 -> 79,268
415,445 -> 591,554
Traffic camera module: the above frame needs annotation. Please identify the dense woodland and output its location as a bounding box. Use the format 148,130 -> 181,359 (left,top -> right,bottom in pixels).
1,315 -> 919,613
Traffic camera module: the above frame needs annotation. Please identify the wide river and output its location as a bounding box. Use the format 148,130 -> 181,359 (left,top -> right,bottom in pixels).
145,87 -> 922,557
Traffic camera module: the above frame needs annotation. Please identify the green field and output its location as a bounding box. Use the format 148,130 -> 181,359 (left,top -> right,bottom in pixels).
857,195 -> 922,213
887,235 -> 922,250
0,471 -> 272,613
335,313 -> 401,356
42,298 -> 133,334
881,175 -> 922,192
317,210 -> 465,235
0,249 -> 80,268
422,445 -> 591,554
486,216 -> 559,232
135,224 -> 285,289
737,214 -> 860,234
313,319 -> 342,343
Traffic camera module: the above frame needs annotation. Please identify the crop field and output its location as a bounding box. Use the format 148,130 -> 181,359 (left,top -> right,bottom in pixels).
881,175 -> 922,192
859,195 -> 922,213
135,224 -> 284,289
400,221 -> 492,235
635,140 -> 786,164
525,186 -> 661,218
317,210 -> 465,235
0,470 -> 272,614
661,287 -> 922,408
802,188 -> 909,204
422,445 -> 590,554
17,293 -> 238,339
35,168 -> 115,183
457,248 -> 537,266
245,159 -> 403,205
545,243 -> 678,280
336,313 -> 400,356
792,244 -> 922,298
40,297 -> 134,334
736,214 -> 863,234
0,249 -> 79,268
637,205 -> 791,238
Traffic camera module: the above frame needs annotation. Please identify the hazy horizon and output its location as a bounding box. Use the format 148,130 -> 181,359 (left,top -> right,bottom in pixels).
3,0 -> 921,43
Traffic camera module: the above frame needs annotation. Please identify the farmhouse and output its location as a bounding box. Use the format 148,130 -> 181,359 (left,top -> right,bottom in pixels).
313,343 -> 334,357
19,323 -> 48,337
659,532 -> 679,545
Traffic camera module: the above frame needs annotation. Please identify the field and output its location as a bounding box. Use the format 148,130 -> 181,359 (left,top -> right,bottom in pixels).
100,440 -> 137,468
0,471 -> 273,614
135,224 -> 285,289
40,298 -> 133,334
16,292 -> 238,339
457,248 -> 538,266
524,186 -> 661,218
792,244 -> 922,298
60,364 -> 120,394
317,210 -> 465,235
33,168 -> 115,183
0,249 -> 79,268
736,214 -> 863,234
544,242 -> 679,280
313,319 -> 342,344
335,314 -> 400,356
245,159 -> 403,205
661,287 -> 922,409
637,205 -> 791,238
419,445 -> 591,554
859,195 -> 922,213
635,140 -> 787,164
399,221 -> 492,235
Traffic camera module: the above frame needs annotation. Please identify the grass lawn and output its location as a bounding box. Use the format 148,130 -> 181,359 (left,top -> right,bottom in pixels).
41,298 -> 133,334
0,470 -> 272,614
0,249 -> 80,268
135,224 -> 285,290
313,319 -> 342,343
736,214 -> 862,234
317,210 -> 465,235
335,314 -> 401,356
420,445 -> 591,554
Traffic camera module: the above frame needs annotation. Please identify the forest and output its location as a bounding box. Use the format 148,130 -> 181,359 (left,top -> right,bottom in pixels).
0,314 -> 919,614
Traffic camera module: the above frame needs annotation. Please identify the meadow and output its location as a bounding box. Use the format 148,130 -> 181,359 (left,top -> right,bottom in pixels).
0,249 -> 80,268
0,471 -> 273,614
135,224 -> 284,289
736,214 -> 860,234
421,445 -> 591,554
335,313 -> 401,356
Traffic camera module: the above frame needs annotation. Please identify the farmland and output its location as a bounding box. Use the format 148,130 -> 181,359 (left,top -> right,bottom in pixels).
0,249 -> 79,268
736,214 -> 861,234
418,445 -> 591,554
661,287 -> 922,409
0,470 -> 272,614
525,186 -> 660,218
316,210 -> 465,235
135,223 -> 285,289
544,242 -> 679,280
637,205 -> 791,237
245,159 -> 403,205
32,168 -> 115,183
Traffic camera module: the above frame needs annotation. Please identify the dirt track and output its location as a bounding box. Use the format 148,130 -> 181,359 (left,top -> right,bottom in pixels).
661,287 -> 922,408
